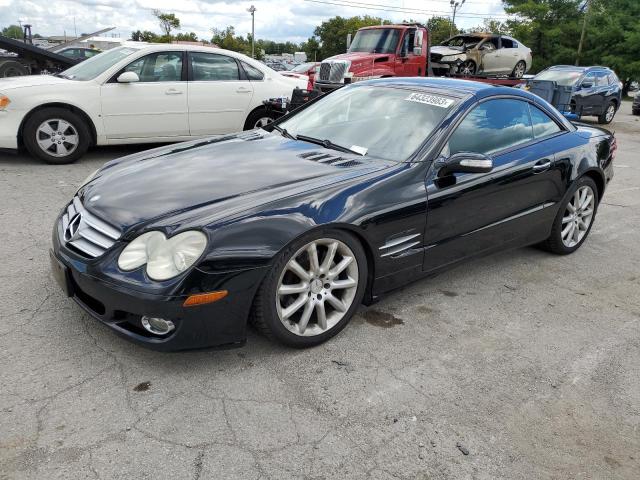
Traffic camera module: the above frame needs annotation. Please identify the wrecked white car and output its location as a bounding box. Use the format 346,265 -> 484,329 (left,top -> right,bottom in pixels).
431,34 -> 532,78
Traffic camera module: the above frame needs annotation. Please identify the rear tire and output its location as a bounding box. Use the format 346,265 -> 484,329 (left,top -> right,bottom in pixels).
23,108 -> 90,164
511,60 -> 526,79
244,108 -> 276,130
598,101 -> 616,124
540,176 -> 599,255
251,229 -> 367,348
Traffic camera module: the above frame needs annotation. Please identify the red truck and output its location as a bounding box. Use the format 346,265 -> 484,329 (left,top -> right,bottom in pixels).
314,23 -> 522,92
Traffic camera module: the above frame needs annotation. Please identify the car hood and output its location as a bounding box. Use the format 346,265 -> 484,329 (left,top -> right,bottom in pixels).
326,52 -> 394,69
0,74 -> 75,90
431,46 -> 465,57
80,132 -> 395,232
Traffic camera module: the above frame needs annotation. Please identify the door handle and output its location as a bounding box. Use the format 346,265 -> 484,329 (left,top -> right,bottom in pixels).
165,88 -> 183,95
236,87 -> 252,93
532,159 -> 552,173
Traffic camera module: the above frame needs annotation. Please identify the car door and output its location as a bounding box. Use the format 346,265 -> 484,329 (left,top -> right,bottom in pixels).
573,72 -> 597,115
592,71 -> 613,114
423,98 -> 564,272
499,37 -> 521,73
187,52 -> 255,136
395,29 -> 426,76
478,38 -> 501,74
100,51 -> 189,139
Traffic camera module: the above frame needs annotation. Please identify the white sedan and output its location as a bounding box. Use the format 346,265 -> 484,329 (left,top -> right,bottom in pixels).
0,44 -> 307,163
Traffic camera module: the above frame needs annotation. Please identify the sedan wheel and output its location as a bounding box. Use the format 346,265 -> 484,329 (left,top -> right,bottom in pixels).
599,102 -> 616,124
252,230 -> 367,347
276,239 -> 359,337
561,186 -> 595,248
254,116 -> 273,129
36,119 -> 79,158
459,60 -> 476,76
512,61 -> 526,79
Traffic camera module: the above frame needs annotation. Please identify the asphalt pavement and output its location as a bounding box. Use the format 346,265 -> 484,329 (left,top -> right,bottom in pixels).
1,103 -> 639,479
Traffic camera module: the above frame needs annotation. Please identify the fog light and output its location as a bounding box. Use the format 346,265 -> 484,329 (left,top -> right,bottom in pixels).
141,316 -> 175,335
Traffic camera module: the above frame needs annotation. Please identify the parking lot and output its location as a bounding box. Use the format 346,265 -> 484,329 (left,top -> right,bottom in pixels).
0,102 -> 638,479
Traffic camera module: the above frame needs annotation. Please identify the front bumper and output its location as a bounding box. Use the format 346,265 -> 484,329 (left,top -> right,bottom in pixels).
51,229 -> 267,351
0,110 -> 21,149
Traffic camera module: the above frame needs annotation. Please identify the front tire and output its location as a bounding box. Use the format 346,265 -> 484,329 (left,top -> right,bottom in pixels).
251,229 -> 367,347
458,60 -> 476,76
541,176 -> 599,255
598,101 -> 616,124
23,108 -> 90,164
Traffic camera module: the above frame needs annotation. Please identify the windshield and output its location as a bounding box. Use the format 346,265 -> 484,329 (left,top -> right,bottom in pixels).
290,62 -> 315,73
534,69 -> 584,86
279,85 -> 456,161
348,29 -> 401,54
59,46 -> 139,81
441,35 -> 484,49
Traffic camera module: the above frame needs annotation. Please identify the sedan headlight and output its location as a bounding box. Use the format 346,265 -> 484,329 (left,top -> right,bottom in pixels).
440,55 -> 461,62
118,230 -> 207,281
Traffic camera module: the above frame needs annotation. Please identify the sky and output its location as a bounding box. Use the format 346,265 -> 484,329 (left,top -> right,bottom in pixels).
0,0 -> 509,44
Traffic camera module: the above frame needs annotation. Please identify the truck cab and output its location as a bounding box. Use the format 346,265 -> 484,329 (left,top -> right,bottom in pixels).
315,24 -> 428,92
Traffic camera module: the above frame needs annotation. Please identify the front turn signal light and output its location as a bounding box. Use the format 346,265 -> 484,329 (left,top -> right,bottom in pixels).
0,95 -> 10,110
183,290 -> 228,307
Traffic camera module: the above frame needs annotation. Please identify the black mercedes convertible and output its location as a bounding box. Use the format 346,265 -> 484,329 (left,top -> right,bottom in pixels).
50,78 -> 615,350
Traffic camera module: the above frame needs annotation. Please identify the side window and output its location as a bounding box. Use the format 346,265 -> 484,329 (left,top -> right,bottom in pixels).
446,99 -> 533,156
595,71 -> 609,86
84,50 -> 99,59
529,105 -> 561,139
240,61 -> 264,81
501,38 -> 514,48
123,52 -> 183,82
582,72 -> 596,86
191,53 -> 239,81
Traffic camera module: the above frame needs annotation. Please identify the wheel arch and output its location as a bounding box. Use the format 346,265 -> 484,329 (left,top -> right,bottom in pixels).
18,102 -> 97,148
580,169 -> 605,203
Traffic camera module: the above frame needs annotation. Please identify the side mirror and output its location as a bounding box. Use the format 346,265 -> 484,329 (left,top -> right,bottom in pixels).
437,152 -> 493,177
580,81 -> 593,89
117,71 -> 139,83
346,33 -> 352,50
414,30 -> 423,48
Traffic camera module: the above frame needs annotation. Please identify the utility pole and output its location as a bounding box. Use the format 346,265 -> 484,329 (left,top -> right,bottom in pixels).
450,0 -> 465,38
247,5 -> 256,58
576,0 -> 590,66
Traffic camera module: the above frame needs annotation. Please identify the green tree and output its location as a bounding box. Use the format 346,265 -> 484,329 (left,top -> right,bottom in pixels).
300,37 -> 321,62
2,24 -> 23,39
211,26 -> 251,55
502,0 -> 584,72
426,16 -> 459,45
582,0 -> 640,92
174,32 -> 199,42
309,15 -> 391,60
153,10 -> 181,36
466,18 -> 511,35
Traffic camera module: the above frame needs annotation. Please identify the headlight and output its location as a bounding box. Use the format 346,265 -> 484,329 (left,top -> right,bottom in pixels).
441,55 -> 460,62
118,230 -> 208,281
0,95 -> 10,110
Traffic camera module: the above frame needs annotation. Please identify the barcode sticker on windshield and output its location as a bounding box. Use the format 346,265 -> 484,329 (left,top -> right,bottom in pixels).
405,93 -> 454,108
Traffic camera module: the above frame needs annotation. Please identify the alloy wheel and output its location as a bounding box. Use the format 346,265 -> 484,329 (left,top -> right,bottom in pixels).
254,116 -> 273,128
605,104 -> 615,122
513,62 -> 526,78
276,238 -> 359,336
459,61 -> 476,75
561,186 -> 595,248
36,119 -> 79,158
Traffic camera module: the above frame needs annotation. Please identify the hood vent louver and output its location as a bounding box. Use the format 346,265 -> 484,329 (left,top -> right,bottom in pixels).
298,151 -> 362,168
236,131 -> 265,141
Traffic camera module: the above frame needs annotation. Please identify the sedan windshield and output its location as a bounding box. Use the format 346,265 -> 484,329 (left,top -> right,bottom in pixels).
348,29 -> 401,54
58,46 -> 139,81
279,85 -> 456,161
534,69 -> 584,86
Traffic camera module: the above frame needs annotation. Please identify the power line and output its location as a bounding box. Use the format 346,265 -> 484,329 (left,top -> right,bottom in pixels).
303,0 -> 512,18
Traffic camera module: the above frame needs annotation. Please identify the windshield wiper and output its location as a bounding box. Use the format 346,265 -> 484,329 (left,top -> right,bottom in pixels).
296,134 -> 365,156
272,124 -> 296,140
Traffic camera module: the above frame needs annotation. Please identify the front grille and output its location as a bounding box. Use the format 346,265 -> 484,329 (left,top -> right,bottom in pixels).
60,196 -> 121,258
318,61 -> 349,83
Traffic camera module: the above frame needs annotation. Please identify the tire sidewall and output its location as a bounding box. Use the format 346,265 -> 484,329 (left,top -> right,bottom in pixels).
552,176 -> 599,254
258,229 -> 367,347
512,61 -> 526,78
23,108 -> 90,164
243,109 -> 275,131
598,101 -> 616,124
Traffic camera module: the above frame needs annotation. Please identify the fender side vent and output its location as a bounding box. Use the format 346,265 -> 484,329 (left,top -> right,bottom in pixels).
237,131 -> 264,141
374,56 -> 390,63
